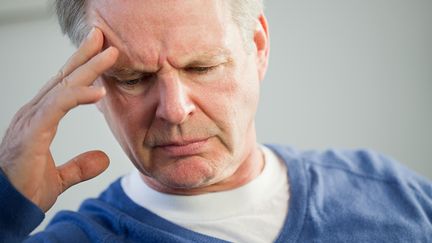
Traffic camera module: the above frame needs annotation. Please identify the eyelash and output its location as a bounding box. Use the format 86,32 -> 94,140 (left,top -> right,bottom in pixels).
117,74 -> 153,87
117,65 -> 219,88
185,65 -> 218,74
121,79 -> 140,86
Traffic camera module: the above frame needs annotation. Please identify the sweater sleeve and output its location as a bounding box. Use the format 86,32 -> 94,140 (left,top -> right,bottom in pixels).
0,169 -> 45,242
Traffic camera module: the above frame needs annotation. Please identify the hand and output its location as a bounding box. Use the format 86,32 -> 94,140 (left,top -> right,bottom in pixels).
0,28 -> 119,212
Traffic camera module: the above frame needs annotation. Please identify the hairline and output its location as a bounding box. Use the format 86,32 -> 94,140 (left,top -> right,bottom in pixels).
56,0 -> 263,51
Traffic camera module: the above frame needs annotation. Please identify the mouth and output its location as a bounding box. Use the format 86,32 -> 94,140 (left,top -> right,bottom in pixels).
155,138 -> 210,157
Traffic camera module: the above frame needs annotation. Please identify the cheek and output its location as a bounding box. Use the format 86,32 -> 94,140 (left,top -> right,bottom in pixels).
237,59 -> 261,120
195,63 -> 260,142
101,85 -> 153,143
221,63 -> 260,123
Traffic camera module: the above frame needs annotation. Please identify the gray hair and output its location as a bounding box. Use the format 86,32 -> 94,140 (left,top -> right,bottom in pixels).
229,0 -> 264,50
55,0 -> 89,47
55,0 -> 264,49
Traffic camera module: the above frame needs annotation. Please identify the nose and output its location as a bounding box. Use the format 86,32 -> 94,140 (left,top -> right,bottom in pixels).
155,73 -> 196,124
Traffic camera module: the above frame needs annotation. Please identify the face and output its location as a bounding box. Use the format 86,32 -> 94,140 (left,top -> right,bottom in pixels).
88,0 -> 269,193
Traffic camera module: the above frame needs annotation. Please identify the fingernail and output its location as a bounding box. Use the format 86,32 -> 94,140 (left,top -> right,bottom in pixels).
90,85 -> 106,96
86,27 -> 96,40
104,46 -> 119,57
100,86 -> 107,95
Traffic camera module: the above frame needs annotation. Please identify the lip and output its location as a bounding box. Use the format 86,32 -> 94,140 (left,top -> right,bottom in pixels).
156,138 -> 209,157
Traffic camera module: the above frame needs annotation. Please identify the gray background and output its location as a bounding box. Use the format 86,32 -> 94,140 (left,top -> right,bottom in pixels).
0,0 -> 431,232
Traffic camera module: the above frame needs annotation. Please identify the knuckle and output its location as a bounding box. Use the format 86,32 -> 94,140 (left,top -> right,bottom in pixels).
56,67 -> 66,81
60,76 -> 72,88
7,104 -> 33,133
0,129 -> 24,164
47,70 -> 65,88
14,104 -> 30,119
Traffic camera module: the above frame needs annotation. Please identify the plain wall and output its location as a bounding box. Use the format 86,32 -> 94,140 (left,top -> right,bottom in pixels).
0,0 -> 431,232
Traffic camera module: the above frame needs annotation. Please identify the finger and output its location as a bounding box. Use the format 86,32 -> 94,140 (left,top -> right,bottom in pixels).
60,28 -> 105,78
31,46 -> 118,134
15,85 -> 106,152
57,150 -> 110,193
61,46 -> 118,88
54,85 -> 108,113
30,85 -> 106,141
30,28 -> 105,105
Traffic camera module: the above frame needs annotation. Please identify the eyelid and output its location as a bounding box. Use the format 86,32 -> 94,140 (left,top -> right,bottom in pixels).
185,58 -> 226,67
113,72 -> 154,81
185,65 -> 218,73
186,59 -> 228,69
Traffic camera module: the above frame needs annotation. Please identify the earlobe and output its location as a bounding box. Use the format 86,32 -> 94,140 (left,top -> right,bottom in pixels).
254,13 -> 270,81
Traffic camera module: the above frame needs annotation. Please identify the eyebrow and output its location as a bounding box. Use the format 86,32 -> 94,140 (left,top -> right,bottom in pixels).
105,67 -> 150,79
105,48 -> 233,78
183,48 -> 232,66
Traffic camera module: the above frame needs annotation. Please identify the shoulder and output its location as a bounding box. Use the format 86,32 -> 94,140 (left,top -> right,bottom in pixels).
267,144 -> 431,191
267,144 -> 432,241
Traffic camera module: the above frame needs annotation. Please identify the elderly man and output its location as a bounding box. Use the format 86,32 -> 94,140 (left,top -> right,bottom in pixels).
0,0 -> 431,242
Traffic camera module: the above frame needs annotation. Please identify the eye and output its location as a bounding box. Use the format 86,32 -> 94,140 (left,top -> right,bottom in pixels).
116,78 -> 143,90
186,66 -> 217,74
116,73 -> 154,89
114,77 -> 149,94
120,78 -> 142,86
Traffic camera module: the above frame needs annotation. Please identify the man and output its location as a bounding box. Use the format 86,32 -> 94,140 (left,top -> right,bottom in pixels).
0,0 -> 431,242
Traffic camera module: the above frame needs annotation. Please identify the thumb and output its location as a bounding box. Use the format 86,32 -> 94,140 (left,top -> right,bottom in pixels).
57,150 -> 110,193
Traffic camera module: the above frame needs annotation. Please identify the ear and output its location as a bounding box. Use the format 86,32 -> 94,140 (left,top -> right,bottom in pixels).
254,13 -> 270,81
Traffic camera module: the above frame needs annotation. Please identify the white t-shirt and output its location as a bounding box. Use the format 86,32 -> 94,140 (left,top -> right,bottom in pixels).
121,145 -> 289,243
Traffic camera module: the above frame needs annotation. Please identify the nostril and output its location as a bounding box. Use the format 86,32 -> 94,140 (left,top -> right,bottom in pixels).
156,100 -> 194,124
155,89 -> 195,124
155,74 -> 195,124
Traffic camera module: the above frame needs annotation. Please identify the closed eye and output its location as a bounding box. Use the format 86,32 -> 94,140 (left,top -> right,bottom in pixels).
116,73 -> 155,89
120,78 -> 141,86
185,66 -> 218,74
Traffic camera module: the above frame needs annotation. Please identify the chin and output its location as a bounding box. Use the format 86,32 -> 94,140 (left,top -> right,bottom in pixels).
153,157 -> 218,190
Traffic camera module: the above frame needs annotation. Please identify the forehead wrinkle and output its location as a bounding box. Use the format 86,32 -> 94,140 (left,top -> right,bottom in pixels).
90,8 -> 152,72
194,48 -> 232,62
89,1 -> 233,73
105,67 -> 142,77
168,47 -> 233,68
90,9 -> 130,56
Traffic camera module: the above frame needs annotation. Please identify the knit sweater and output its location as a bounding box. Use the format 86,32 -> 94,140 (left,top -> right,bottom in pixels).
1,144 -> 431,242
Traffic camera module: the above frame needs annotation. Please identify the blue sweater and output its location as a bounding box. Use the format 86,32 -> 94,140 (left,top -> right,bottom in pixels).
1,144 -> 431,242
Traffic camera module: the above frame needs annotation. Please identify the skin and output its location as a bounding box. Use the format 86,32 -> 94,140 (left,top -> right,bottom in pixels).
89,0 -> 270,194
0,0 -> 269,212
0,29 -> 118,212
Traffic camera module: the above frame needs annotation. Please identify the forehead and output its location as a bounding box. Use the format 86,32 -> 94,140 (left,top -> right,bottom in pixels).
87,0 -> 235,69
